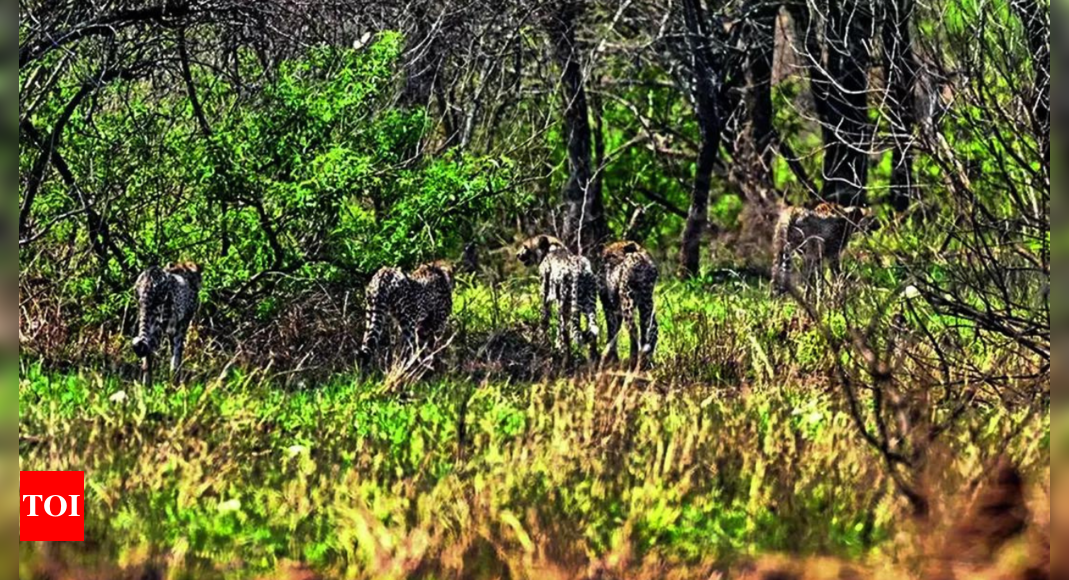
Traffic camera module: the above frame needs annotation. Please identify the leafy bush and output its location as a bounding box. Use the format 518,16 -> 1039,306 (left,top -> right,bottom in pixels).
22,33 -> 526,322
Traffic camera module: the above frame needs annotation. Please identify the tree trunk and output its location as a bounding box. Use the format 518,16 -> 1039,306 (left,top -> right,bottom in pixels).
679,0 -> 724,278
796,0 -> 874,205
883,0 -> 920,212
545,1 -> 608,255
682,139 -> 719,277
825,0 -> 874,205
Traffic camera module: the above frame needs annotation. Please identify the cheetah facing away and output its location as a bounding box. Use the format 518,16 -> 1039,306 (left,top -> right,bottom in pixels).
771,202 -> 875,299
517,235 -> 599,362
359,260 -> 455,367
600,241 -> 659,367
132,262 -> 202,385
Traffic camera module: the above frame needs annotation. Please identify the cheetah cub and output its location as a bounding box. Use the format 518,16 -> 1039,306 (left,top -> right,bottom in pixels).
132,262 -> 202,385
359,261 -> 455,368
771,202 -> 875,298
600,241 -> 659,366
517,235 -> 599,362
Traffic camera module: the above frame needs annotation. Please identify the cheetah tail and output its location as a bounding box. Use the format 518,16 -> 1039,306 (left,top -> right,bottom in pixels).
575,274 -> 599,343
360,288 -> 385,358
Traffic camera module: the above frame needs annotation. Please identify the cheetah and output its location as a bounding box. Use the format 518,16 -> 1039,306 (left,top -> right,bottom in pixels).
132,262 -> 202,385
358,260 -> 455,367
771,202 -> 875,299
517,235 -> 599,362
600,241 -> 659,366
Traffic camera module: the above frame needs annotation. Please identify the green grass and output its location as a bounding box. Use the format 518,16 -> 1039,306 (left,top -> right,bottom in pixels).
19,370 -> 892,576
18,281 -> 1050,579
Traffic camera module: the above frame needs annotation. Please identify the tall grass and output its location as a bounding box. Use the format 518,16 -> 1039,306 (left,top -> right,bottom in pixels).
18,377 -> 1046,578
18,281 -> 1049,579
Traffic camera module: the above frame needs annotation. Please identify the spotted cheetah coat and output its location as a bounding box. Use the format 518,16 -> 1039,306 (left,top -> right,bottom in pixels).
600,241 -> 659,363
772,202 -> 872,297
359,261 -> 454,365
133,262 -> 202,383
517,236 -> 599,361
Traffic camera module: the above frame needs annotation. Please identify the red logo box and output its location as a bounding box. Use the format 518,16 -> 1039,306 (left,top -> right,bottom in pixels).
20,471 -> 85,542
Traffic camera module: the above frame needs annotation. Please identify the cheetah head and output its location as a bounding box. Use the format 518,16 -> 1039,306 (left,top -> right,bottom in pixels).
517,235 -> 565,267
840,206 -> 879,234
166,262 -> 203,293
433,261 -> 456,289
602,241 -> 642,268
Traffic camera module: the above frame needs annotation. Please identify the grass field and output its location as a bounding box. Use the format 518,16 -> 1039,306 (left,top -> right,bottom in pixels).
18,281 -> 1050,579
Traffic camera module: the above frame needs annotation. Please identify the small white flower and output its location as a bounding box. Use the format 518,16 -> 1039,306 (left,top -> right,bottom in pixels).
218,499 -> 242,514
109,391 -> 128,404
287,445 -> 307,458
904,286 -> 921,300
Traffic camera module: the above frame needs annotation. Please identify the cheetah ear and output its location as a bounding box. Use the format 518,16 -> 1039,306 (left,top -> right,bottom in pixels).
538,236 -> 551,252
623,242 -> 640,254
845,207 -> 867,222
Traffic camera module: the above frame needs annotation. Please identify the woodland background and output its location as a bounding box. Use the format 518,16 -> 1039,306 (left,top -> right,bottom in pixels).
18,1 -> 1050,578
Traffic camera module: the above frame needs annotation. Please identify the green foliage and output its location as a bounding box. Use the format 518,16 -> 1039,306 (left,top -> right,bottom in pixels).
21,357 -> 1046,578
710,194 -> 744,229
25,33 -> 526,310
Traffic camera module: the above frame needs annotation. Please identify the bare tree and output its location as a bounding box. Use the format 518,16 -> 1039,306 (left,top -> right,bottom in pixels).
1011,0 -> 1050,179
543,0 -> 610,254
678,0 -> 726,278
904,0 -> 1049,372
743,0 -> 779,192
792,0 -> 876,205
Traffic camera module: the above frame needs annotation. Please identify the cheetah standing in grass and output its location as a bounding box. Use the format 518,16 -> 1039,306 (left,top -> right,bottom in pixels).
359,260 -> 455,367
771,202 -> 875,299
600,241 -> 659,367
132,262 -> 202,385
517,235 -> 599,362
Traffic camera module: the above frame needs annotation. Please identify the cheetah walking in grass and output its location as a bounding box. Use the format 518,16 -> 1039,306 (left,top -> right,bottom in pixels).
517,235 -> 599,363
600,241 -> 659,367
132,262 -> 202,385
359,261 -> 455,368
772,202 -> 875,299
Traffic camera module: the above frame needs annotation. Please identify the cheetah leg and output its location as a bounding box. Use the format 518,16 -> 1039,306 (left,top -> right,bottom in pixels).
572,291 -> 591,363
621,292 -> 640,366
801,253 -> 820,304
170,331 -> 186,384
540,274 -> 552,343
417,317 -> 446,368
601,291 -> 621,364
556,278 -> 575,364
584,299 -> 599,363
558,298 -> 572,362
141,355 -> 153,387
638,300 -> 658,368
416,321 -> 431,355
400,320 -> 418,363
